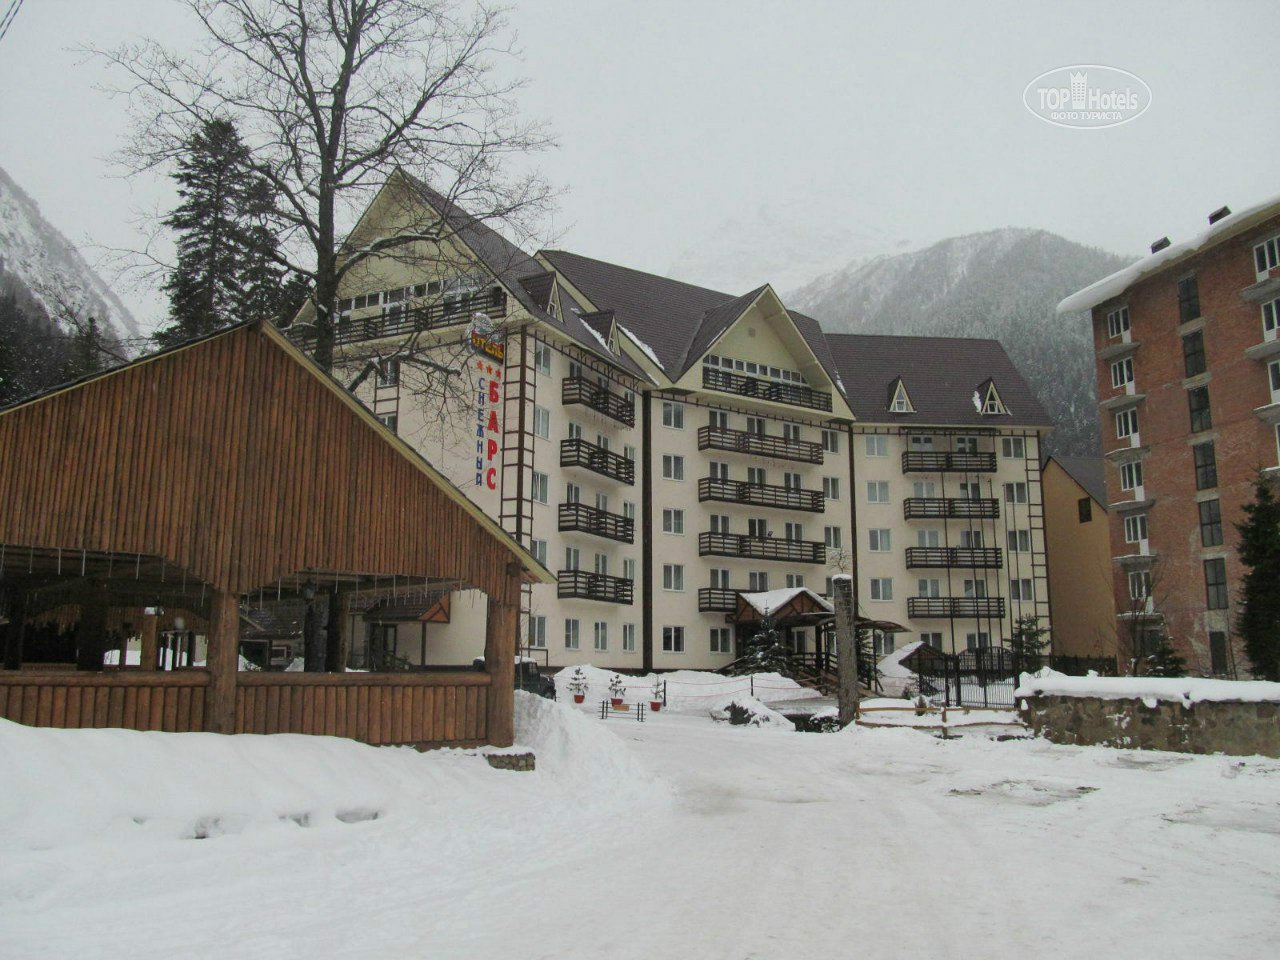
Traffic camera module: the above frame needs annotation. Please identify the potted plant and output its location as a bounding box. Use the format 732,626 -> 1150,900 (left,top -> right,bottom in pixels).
609,673 -> 627,708
649,675 -> 664,713
568,667 -> 588,704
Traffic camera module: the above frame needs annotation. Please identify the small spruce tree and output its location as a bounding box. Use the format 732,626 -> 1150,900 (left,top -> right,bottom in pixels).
745,615 -> 790,676
1008,615 -> 1050,668
1144,634 -> 1188,678
1237,475 -> 1280,680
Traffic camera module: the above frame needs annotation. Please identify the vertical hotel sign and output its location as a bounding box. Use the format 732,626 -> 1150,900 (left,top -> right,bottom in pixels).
472,318 -> 506,490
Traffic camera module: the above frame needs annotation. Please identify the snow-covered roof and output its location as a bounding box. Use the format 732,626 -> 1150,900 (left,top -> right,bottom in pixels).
738,587 -> 832,617
1057,192 -> 1280,314
877,640 -> 925,680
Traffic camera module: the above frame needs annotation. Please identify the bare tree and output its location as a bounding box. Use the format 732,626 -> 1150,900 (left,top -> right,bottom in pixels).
90,0 -> 554,373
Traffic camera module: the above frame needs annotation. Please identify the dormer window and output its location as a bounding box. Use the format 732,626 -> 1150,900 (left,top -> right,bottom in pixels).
888,378 -> 914,414
976,380 -> 1008,416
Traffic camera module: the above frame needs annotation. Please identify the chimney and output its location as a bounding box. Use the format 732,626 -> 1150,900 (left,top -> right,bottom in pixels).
1208,205 -> 1231,225
1150,237 -> 1171,254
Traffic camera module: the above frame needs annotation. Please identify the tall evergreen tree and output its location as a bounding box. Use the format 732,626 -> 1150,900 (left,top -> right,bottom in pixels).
156,118 -> 285,346
1237,475 -> 1280,680
1144,634 -> 1188,678
745,616 -> 791,676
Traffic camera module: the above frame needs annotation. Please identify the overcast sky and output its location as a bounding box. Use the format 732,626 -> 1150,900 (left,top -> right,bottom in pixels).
1,0 -> 1278,331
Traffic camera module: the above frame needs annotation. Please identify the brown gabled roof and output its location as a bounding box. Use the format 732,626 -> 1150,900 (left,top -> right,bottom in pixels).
826,333 -> 1051,428
1049,454 -> 1107,506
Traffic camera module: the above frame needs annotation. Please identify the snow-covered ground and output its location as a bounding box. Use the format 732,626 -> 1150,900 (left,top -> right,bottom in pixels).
3,694 -> 1278,959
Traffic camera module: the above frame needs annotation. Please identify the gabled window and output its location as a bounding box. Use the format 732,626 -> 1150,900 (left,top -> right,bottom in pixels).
888,378 -> 914,413
977,380 -> 1007,415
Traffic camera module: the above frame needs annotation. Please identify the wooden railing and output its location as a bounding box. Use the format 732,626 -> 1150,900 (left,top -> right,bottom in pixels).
290,289 -> 508,350
904,547 -> 1003,569
560,437 -> 636,484
903,497 -> 1000,520
0,670 -> 209,732
558,501 -> 635,543
235,671 -> 490,746
696,425 -> 823,465
557,569 -> 634,604
702,367 -> 833,412
698,587 -> 737,612
698,476 -> 825,512
698,531 -> 826,564
561,376 -> 635,427
901,451 -> 997,473
907,597 -> 1006,619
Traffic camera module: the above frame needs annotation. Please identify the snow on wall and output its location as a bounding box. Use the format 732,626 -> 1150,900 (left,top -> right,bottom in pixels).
1015,672 -> 1280,706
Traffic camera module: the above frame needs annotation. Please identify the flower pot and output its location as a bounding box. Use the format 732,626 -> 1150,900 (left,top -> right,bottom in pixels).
649,701 -> 662,712
611,697 -> 624,707
573,694 -> 585,704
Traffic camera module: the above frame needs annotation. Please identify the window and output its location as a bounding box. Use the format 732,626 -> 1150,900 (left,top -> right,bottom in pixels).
709,461 -> 729,480
709,410 -> 728,430
959,529 -> 984,548
873,631 -> 896,657
868,528 -> 891,552
564,547 -> 580,571
1001,437 -> 1025,459
623,501 -> 636,521
913,480 -> 937,498
662,564 -> 685,591
917,529 -> 940,548
825,526 -> 843,549
375,413 -> 398,433
910,435 -> 935,451
823,430 -> 841,453
662,626 -> 685,653
1193,441 -> 1218,490
1209,631 -> 1228,675
1006,529 -> 1031,552
623,558 -> 636,582
565,482 -> 581,504
1270,360 -> 1280,402
710,568 -> 730,589
890,382 -> 912,413
786,574 -> 805,589
710,628 -> 732,655
747,466 -> 767,485
564,619 -> 580,650
920,632 -> 943,648
1255,235 -> 1280,279
955,436 -> 978,454
1106,306 -> 1130,338
662,455 -> 685,480
1124,513 -> 1148,544
661,401 -> 685,429
784,522 -> 805,541
1128,569 -> 1151,600
533,405 -> 550,439
823,477 -> 841,500
1199,499 -> 1223,547
749,571 -> 769,591
1010,579 -> 1034,602
869,578 -> 893,601
965,633 -> 990,651
963,579 -> 987,599
623,444 -> 637,464
1004,482 -> 1028,504
376,358 -> 400,387
1188,386 -> 1212,433
662,509 -> 685,534
593,553 -> 609,576
917,578 -> 941,598
531,471 -> 549,504
1115,407 -> 1139,439
1183,330 -> 1206,378
1204,558 -> 1228,610
867,481 -> 889,503
593,622 -> 608,652
824,576 -> 834,597
623,623 -> 637,653
782,471 -> 801,490
958,482 -> 982,500
534,343 -> 551,376
780,424 -> 800,444
595,492 -> 609,512
1177,275 -> 1200,323
864,434 -> 887,457
710,514 -> 730,534
1120,461 -> 1143,492
745,416 -> 765,436
1110,357 -> 1134,390
1263,298 -> 1280,341
567,360 -> 582,379
530,538 -> 547,566
567,422 -> 583,440
528,615 -> 546,649
1078,497 -> 1092,523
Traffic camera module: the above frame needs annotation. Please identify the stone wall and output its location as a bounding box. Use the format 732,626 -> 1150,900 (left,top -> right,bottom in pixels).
1020,695 -> 1280,758
484,751 -> 536,772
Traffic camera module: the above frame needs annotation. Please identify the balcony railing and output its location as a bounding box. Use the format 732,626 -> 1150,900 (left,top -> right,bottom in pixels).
904,547 -> 1003,569
698,588 -> 738,613
557,570 -> 634,605
560,438 -> 635,484
558,502 -> 634,544
698,531 -> 826,564
903,497 -> 1000,520
696,425 -> 823,465
561,376 -> 635,427
901,451 -> 997,473
907,597 -> 1006,619
702,367 -> 832,412
291,289 -> 507,350
698,477 -> 825,513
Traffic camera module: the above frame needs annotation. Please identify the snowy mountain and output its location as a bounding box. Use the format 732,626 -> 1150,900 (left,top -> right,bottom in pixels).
787,228 -> 1132,456
0,163 -> 139,340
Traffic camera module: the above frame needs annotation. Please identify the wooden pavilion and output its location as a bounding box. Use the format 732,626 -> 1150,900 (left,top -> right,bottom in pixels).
0,320 -> 551,748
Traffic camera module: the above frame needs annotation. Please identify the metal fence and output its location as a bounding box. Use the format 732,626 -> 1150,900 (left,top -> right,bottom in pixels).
910,650 -> 1117,708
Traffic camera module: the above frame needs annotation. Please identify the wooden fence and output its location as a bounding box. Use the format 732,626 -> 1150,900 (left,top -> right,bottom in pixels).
0,670 -> 489,747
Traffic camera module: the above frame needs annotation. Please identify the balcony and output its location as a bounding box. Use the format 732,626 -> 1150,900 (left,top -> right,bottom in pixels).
904,547 -> 1003,569
560,438 -> 635,484
903,497 -> 999,520
561,376 -> 635,427
291,289 -> 508,351
702,367 -> 833,412
901,451 -> 997,473
558,502 -> 634,544
698,531 -> 826,564
698,588 -> 738,613
697,425 -> 823,465
557,570 -> 634,605
907,597 -> 1006,619
698,476 -> 825,513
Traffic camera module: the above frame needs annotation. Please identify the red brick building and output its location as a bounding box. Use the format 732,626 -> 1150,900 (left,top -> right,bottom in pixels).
1060,196 -> 1280,677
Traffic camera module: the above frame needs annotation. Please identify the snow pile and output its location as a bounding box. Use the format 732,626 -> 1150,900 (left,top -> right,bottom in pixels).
1015,672 -> 1280,707
552,664 -> 816,712
706,695 -> 794,730
853,697 -> 1023,729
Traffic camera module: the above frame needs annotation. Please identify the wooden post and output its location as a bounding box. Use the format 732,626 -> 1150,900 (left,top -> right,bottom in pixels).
206,589 -> 240,734
833,575 -> 860,727
484,574 -> 520,747
74,581 -> 108,672
2,588 -> 27,670
324,588 -> 349,673
139,611 -> 159,671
